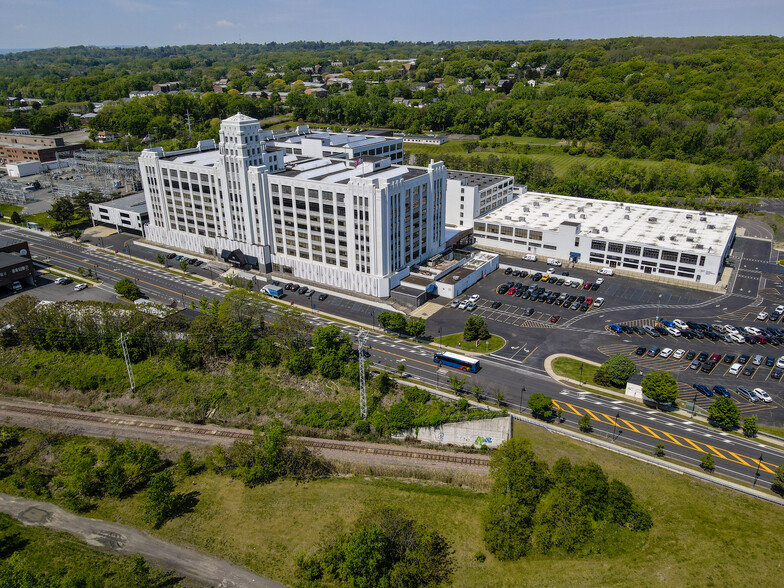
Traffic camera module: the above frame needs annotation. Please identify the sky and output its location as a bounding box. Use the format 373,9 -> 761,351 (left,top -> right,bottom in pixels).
1,0 -> 783,50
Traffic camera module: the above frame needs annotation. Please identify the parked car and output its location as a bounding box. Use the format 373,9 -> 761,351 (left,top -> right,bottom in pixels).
736,386 -> 758,402
743,364 -> 756,377
647,347 -> 661,357
728,362 -> 743,375
701,361 -> 716,373
504,267 -> 513,275
661,348 -> 673,358
766,356 -> 776,367
712,385 -> 730,398
673,349 -> 686,359
497,286 -> 508,295
491,301 -> 502,309
610,324 -> 623,333
753,388 -> 773,403
738,354 -> 750,364
549,315 -> 561,323
689,359 -> 701,370
74,283 -> 88,291
635,346 -> 646,356
693,383 -> 713,397
752,354 -> 764,366
466,302 -> 477,311
450,299 -> 461,308
468,294 -> 481,303
666,327 -> 682,337
318,293 -> 328,301
593,297 -> 605,308
523,307 -> 535,316
166,252 -> 176,259
723,354 -> 736,364
758,311 -> 770,320
772,368 -> 783,380
685,350 -> 696,360
458,300 -> 469,310
595,277 -> 605,284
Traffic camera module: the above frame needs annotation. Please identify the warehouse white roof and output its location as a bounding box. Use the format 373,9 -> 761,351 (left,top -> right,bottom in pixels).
480,191 -> 736,252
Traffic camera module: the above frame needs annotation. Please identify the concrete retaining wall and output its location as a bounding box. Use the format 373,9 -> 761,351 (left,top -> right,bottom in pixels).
393,416 -> 512,448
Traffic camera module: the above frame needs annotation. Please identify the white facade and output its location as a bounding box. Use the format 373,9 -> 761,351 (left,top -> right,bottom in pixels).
445,170 -> 515,229
269,126 -> 404,165
472,191 -> 736,284
139,114 -> 446,297
5,161 -> 42,177
89,193 -> 148,232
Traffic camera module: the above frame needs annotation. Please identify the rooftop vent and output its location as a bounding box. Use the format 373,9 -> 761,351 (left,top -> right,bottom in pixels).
670,236 -> 677,241
657,235 -> 664,240
689,228 -> 697,233
686,236 -> 695,242
625,206 -> 631,211
580,214 -> 586,219
707,224 -> 716,230
568,213 -> 576,219
623,214 -> 630,220
591,229 -> 600,234
700,216 -> 707,222
686,214 -> 693,220
533,201 -> 540,207
517,216 -> 525,222
577,207 -> 584,212
523,207 -> 530,212
648,217 -> 657,223
504,215 -> 512,221
696,244 -> 704,250
542,212 -> 549,217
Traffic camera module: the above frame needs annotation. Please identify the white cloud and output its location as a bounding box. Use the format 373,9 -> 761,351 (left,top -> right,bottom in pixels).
215,19 -> 234,28
14,24 -> 25,29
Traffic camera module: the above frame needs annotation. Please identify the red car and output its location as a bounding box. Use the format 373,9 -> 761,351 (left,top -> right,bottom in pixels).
585,297 -> 593,306
583,281 -> 592,289
506,287 -> 516,295
550,315 -> 561,323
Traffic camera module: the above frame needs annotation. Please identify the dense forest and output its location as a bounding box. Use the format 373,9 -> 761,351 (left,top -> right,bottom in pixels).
2,37 -> 784,200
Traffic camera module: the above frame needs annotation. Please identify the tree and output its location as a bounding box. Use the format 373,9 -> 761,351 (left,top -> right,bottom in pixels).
179,259 -> 188,272
578,414 -> 592,432
594,354 -> 637,388
464,316 -> 490,341
156,254 -> 165,265
114,278 -> 142,300
10,211 -> 21,224
286,348 -> 313,377
772,464 -> 784,496
654,443 -> 665,457
396,362 -> 407,378
471,385 -> 482,401
531,486 -> 592,553
144,471 -> 177,528
743,415 -> 759,438
449,375 -> 466,394
527,393 -> 553,420
49,197 -> 75,228
641,371 -> 679,404
700,453 -> 715,472
707,397 -> 741,430
405,317 -> 427,339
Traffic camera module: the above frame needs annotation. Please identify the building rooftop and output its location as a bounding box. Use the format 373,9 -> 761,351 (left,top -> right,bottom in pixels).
277,156 -> 427,185
96,192 -> 148,214
0,251 -> 27,267
0,236 -> 24,249
480,191 -> 737,252
447,170 -> 511,190
168,150 -> 221,166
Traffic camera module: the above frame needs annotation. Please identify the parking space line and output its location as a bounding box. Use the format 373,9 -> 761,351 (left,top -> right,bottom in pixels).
519,345 -> 539,364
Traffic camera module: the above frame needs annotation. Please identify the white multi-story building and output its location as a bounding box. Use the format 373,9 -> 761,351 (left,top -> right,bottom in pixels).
445,170 -> 515,229
472,191 -> 737,284
269,125 -> 404,164
139,113 -> 446,297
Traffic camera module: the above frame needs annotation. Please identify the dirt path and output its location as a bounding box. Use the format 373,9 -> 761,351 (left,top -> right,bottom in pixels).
0,493 -> 282,588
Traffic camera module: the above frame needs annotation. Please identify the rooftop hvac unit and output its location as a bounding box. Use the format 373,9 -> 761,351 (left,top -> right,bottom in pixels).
686,236 -> 695,242
504,215 -> 512,220
533,201 -> 540,207
670,236 -> 677,241
657,235 -> 664,240
648,217 -> 657,223
601,226 -> 608,232
623,214 -> 630,220
517,216 -> 525,222
580,214 -> 586,219
686,214 -> 693,219
689,228 -> 697,233
707,224 -> 716,229
700,216 -> 707,221
542,212 -> 549,217
591,229 -> 599,234
696,244 -> 704,249
577,207 -> 584,212
568,213 -> 575,219
625,206 -> 631,211
523,207 -> 530,212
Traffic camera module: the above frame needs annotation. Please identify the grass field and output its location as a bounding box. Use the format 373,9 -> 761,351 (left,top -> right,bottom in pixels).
0,203 -> 23,223
4,418 -> 782,587
550,356 -> 625,390
435,332 -> 505,353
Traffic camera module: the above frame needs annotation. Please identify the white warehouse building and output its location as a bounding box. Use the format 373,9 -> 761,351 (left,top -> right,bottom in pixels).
473,191 -> 737,284
139,113 -> 446,297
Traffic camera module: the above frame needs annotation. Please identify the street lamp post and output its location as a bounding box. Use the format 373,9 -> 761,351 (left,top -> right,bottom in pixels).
579,364 -> 584,387
753,454 -> 764,489
439,327 -> 442,350
93,264 -> 98,281
656,293 -> 662,324
611,411 -> 620,442
690,391 -> 698,420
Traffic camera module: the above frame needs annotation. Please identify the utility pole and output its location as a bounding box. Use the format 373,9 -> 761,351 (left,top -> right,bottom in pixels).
185,110 -> 193,144
357,328 -> 369,419
118,333 -> 136,392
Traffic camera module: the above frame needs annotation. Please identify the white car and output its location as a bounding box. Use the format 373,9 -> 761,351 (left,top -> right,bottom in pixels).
729,363 -> 743,375
74,283 -> 88,291
458,300 -> 469,310
757,311 -> 770,321
744,326 -> 762,336
753,388 -> 773,403
776,356 -> 784,369
730,333 -> 746,344
548,267 -> 556,273
776,305 -> 784,314
466,302 -> 477,312
673,319 -> 688,330
661,348 -> 673,358
593,297 -> 605,308
673,349 -> 686,359
595,277 -> 605,285
468,294 -> 481,303
563,279 -> 573,287
666,327 -> 681,337
450,299 -> 461,308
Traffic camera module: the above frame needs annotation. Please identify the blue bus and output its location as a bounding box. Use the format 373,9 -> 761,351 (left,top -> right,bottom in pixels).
433,351 -> 480,372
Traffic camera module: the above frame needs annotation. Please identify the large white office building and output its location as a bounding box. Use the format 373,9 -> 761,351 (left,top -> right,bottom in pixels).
139,114 -> 446,297
473,191 -> 737,284
445,170 -> 515,229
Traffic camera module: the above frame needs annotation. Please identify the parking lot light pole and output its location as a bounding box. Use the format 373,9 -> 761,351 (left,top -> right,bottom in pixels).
690,391 -> 698,420
439,327 -> 442,350
656,293 -> 662,324
753,455 -> 764,489
579,364 -> 583,387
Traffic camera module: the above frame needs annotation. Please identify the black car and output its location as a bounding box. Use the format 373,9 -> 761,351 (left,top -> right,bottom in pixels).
591,283 -> 600,291
632,326 -> 645,336
497,286 -> 508,295
297,286 -> 309,294
580,302 -> 590,311
504,267 -> 513,275
287,283 -> 299,291
743,365 -> 756,377
701,361 -> 716,373
697,351 -> 709,362
738,354 -> 750,364
520,270 -> 529,278
635,346 -> 646,356
491,301 -> 502,309
681,330 -> 694,340
515,290 -> 524,297
556,278 -> 565,285
744,335 -> 758,344
723,354 -> 736,364
654,326 -> 668,336
318,293 -> 328,301
515,282 -> 524,290
187,258 -> 197,264
772,368 -> 783,380
166,252 -> 176,259
524,307 -> 535,316
704,331 -> 718,341
548,276 -> 558,283
621,325 -> 633,334
766,356 -> 776,367
691,330 -> 704,340
512,269 -> 521,277
521,290 -> 531,299
532,273 -> 542,281
772,311 -> 782,321
685,350 -> 696,360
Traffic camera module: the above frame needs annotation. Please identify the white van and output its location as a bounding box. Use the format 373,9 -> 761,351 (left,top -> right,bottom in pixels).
546,258 -> 562,267
598,267 -> 614,276
523,253 -> 537,262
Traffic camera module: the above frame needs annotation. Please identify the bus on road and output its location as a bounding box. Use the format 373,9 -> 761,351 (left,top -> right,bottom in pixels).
433,351 -> 480,372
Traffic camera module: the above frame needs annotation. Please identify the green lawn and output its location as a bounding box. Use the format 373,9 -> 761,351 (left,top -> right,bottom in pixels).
550,356 -> 626,392
0,203 -> 23,222
435,332 -> 505,353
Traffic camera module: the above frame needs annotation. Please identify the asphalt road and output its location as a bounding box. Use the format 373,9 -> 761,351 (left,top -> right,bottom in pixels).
3,224 -> 784,491
0,493 -> 281,587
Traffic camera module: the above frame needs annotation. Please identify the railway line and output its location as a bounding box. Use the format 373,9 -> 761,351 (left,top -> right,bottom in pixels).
0,401 -> 491,468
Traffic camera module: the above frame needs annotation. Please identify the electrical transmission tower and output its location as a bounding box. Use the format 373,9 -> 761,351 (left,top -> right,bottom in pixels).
118,333 -> 136,392
357,328 -> 369,419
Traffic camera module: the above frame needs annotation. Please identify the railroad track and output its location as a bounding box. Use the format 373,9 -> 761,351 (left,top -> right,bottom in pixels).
0,403 -> 490,468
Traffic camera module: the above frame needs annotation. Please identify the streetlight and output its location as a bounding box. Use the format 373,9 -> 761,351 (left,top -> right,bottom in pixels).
611,411 -> 622,442
93,264 -> 99,280
438,327 -> 442,350
656,293 -> 662,324
690,391 -> 698,420
579,364 -> 584,387
753,454 -> 764,489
